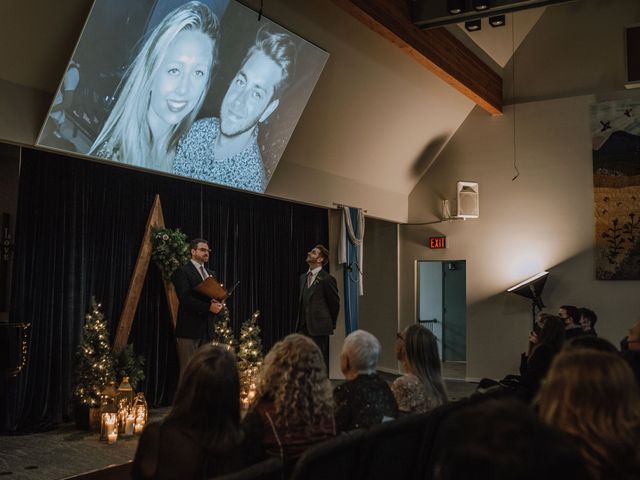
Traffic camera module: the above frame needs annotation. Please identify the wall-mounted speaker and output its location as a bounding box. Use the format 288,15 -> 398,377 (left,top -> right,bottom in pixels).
457,181 -> 479,218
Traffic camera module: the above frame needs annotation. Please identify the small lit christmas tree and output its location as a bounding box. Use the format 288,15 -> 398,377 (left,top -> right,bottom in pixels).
74,297 -> 116,407
238,311 -> 263,406
212,305 -> 236,351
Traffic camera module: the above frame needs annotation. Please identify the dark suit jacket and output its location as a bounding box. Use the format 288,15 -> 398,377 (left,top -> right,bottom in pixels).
172,262 -> 216,340
296,269 -> 340,336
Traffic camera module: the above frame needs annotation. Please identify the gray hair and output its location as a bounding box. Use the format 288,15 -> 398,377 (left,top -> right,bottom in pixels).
342,330 -> 380,374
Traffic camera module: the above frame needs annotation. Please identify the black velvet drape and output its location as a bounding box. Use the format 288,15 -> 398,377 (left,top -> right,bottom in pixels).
1,148 -> 327,433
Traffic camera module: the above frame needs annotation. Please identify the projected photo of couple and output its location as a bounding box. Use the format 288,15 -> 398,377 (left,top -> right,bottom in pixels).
37,0 -> 328,193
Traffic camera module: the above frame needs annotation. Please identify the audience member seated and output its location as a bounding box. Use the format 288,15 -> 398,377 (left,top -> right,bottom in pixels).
242,334 -> 335,467
391,324 -> 448,415
563,335 -> 618,353
517,315 -> 564,403
432,398 -> 589,480
578,307 -> 598,336
621,319 -> 640,387
537,349 -> 640,480
333,330 -> 398,432
132,344 -> 244,480
520,312 -> 555,371
558,305 -> 584,340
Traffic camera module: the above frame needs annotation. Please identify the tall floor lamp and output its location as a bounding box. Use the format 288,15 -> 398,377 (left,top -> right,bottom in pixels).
507,271 -> 550,329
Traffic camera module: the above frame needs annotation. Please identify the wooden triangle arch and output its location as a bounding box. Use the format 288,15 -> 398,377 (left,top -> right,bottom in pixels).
113,194 -> 179,351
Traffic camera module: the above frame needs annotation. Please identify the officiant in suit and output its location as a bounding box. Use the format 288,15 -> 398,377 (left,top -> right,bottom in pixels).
296,244 -> 340,370
172,238 -> 224,376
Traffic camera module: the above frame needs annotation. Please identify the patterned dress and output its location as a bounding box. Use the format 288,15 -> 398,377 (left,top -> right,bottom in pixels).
173,117 -> 266,193
333,373 -> 399,432
391,373 -> 432,414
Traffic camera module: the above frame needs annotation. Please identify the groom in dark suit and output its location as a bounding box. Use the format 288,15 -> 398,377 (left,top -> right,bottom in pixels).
296,244 -> 340,370
172,238 -> 224,376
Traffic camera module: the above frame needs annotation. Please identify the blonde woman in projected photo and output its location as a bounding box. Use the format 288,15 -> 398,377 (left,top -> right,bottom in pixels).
90,1 -> 219,172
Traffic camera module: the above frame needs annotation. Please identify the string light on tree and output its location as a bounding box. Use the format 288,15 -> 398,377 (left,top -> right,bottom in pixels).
74,297 -> 115,407
212,305 -> 236,351
238,310 -> 263,408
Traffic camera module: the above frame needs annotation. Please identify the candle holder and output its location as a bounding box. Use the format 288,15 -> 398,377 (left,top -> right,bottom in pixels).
117,399 -> 130,434
132,392 -> 148,433
101,412 -> 118,443
117,376 -> 134,408
124,413 -> 135,437
99,383 -> 118,441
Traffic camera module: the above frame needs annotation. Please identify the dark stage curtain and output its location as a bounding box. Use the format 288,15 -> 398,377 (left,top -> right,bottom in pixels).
1,148 -> 327,433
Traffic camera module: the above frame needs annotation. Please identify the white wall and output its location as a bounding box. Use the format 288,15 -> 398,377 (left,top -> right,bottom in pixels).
401,0 -> 640,381
266,161 -> 408,223
405,96 -> 640,380
357,217 -> 399,372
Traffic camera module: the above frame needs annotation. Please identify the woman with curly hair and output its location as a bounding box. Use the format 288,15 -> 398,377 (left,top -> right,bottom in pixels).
392,324 -> 448,414
242,334 -> 335,465
537,349 -> 640,480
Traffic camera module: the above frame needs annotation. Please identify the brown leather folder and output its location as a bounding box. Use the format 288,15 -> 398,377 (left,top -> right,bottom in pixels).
195,277 -> 228,301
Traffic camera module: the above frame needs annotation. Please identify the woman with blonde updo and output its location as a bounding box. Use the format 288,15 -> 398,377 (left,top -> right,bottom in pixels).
537,349 -> 640,480
242,334 -> 335,465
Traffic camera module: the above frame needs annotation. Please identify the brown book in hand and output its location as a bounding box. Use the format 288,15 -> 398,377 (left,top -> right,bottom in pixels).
195,277 -> 228,302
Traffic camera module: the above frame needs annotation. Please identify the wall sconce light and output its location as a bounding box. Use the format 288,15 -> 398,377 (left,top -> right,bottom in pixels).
489,15 -> 506,27
507,271 -> 549,328
465,19 -> 482,32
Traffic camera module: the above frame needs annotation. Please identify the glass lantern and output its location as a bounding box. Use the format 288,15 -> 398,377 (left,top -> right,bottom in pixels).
100,411 -> 118,444
116,377 -> 134,433
99,384 -> 118,443
117,376 -> 134,407
132,392 -> 148,433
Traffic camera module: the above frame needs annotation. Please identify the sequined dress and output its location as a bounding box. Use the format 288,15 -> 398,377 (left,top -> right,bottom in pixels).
333,373 -> 398,432
391,373 -> 433,414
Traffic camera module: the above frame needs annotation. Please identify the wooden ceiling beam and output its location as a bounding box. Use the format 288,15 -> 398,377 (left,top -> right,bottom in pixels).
332,0 -> 503,115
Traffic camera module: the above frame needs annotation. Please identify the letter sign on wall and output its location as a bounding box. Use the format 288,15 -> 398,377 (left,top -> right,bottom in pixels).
429,236 -> 447,249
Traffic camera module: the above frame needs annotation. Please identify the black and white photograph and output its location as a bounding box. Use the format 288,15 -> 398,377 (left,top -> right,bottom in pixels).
37,0 -> 329,193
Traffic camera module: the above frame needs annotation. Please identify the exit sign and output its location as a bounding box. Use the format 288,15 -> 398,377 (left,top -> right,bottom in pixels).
429,236 -> 447,249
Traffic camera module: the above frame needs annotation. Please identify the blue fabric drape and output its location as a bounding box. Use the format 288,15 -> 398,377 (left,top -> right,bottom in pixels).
1,148 -> 328,433
343,208 -> 360,335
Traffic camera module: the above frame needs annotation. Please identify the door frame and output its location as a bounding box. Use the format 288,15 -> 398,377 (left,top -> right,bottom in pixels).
415,259 -> 467,362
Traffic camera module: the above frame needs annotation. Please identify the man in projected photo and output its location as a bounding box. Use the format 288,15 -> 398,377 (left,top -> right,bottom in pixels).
89,1 -> 220,173
173,24 -> 297,193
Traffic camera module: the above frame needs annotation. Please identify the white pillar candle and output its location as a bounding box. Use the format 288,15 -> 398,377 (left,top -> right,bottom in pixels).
124,415 -> 134,436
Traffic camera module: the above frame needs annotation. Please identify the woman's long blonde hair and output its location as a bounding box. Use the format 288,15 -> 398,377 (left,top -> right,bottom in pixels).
536,349 -> 640,480
257,334 -> 334,432
90,1 -> 219,170
402,324 -> 448,407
